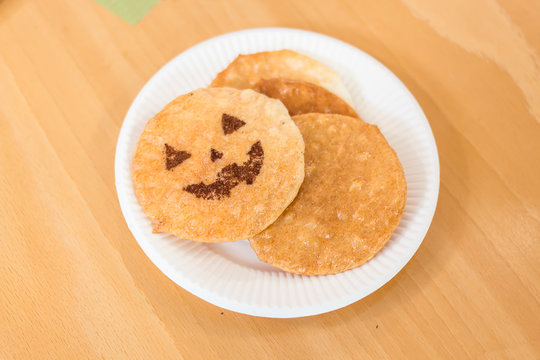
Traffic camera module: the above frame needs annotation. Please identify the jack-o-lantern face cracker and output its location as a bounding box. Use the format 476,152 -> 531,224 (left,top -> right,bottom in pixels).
132,88 -> 305,242
250,113 -> 407,275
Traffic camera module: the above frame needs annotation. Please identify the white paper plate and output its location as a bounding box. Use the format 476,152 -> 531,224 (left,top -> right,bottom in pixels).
115,28 -> 439,318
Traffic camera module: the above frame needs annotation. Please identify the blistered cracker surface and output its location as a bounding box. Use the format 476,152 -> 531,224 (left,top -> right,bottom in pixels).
209,50 -> 353,105
250,113 -> 407,275
132,88 -> 305,242
253,78 -> 359,118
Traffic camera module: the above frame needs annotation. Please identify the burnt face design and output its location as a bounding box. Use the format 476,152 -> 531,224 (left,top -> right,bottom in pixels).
164,113 -> 264,200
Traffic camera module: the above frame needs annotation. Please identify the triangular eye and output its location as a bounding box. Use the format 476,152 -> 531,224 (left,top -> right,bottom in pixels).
222,113 -> 246,134
164,144 -> 191,170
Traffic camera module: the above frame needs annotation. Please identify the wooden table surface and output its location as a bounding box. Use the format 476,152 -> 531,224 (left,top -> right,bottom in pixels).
1,0 -> 539,358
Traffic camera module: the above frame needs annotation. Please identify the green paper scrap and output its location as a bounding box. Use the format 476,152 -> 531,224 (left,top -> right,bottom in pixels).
95,0 -> 160,25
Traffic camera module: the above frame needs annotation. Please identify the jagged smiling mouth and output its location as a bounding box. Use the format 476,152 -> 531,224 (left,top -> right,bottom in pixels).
183,141 -> 264,200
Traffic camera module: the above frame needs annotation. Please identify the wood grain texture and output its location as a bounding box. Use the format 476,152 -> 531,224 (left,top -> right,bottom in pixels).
1,0 -> 539,358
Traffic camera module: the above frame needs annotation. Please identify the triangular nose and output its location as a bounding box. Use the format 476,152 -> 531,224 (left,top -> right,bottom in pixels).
210,148 -> 224,162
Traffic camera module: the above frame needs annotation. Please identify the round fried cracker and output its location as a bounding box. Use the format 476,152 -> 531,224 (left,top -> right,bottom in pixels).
133,88 -> 305,242
210,50 -> 353,104
253,78 -> 359,117
250,113 -> 406,275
